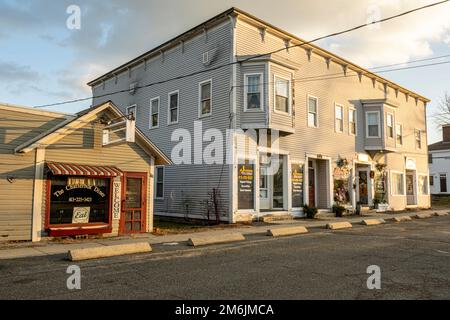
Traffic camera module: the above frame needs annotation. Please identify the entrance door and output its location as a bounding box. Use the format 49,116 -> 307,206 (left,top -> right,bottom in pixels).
259,164 -> 270,210
308,161 -> 316,207
121,173 -> 147,234
357,170 -> 369,205
272,160 -> 284,209
406,172 -> 416,205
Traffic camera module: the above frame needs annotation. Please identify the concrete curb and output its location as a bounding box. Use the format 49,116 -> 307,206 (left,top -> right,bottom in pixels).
361,219 -> 386,226
392,216 -> 413,222
434,212 -> 449,217
415,213 -> 433,219
188,233 -> 245,247
68,242 -> 152,261
267,226 -> 308,237
326,222 -> 352,230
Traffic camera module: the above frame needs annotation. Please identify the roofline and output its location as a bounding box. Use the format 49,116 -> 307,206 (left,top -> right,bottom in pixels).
0,102 -> 71,118
14,101 -> 172,165
87,7 -> 430,103
87,7 -> 236,86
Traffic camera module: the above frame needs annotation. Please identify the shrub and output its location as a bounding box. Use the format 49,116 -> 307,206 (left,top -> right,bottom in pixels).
332,204 -> 346,218
303,204 -> 318,219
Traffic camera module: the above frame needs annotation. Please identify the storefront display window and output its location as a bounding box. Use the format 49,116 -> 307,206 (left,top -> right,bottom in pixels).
49,176 -> 111,225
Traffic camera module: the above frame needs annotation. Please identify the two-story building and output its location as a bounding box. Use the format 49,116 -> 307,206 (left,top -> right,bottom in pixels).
88,7 -> 431,223
429,125 -> 450,195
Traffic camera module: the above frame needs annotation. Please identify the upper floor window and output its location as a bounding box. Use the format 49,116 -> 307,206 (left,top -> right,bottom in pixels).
245,74 -> 263,111
387,113 -> 394,139
415,129 -> 422,149
348,108 -> 357,135
149,97 -> 159,129
199,80 -> 212,117
396,123 -> 403,145
428,153 -> 433,164
335,104 -> 344,133
308,96 -> 318,128
168,91 -> 179,124
430,175 -> 434,186
155,166 -> 165,199
127,105 -> 137,120
366,111 -> 380,138
274,77 -> 290,114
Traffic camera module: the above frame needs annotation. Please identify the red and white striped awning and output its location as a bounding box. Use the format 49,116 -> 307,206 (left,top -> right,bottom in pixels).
46,162 -> 123,177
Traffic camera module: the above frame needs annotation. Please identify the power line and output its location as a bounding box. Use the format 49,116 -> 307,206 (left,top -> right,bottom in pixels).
33,0 -> 450,109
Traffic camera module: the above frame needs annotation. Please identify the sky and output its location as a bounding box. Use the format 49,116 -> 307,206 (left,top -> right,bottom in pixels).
1,0 -> 450,143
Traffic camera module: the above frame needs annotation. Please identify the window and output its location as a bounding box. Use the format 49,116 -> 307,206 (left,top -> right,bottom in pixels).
168,91 -> 179,124
415,129 -> 422,149
396,123 -> 403,145
155,167 -> 164,199
440,174 -> 447,193
418,175 -> 428,195
274,77 -> 290,113
199,80 -> 212,117
391,172 -> 405,195
428,153 -> 433,164
245,74 -> 263,110
430,175 -> 434,186
349,108 -> 356,135
335,104 -> 344,133
386,113 -> 394,139
308,96 -> 318,127
149,97 -> 159,128
366,111 -> 380,138
127,105 -> 137,119
49,176 -> 110,225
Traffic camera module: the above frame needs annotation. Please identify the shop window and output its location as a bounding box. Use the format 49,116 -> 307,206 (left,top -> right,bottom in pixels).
49,176 -> 110,226
391,172 -> 405,195
418,175 -> 428,195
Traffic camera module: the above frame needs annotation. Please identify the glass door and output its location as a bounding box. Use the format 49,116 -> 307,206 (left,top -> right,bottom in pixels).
121,173 -> 147,234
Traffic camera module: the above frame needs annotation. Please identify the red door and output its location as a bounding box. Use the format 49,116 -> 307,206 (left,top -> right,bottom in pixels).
308,167 -> 316,207
120,172 -> 147,234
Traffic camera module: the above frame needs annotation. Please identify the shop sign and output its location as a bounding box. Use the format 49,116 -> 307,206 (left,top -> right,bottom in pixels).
291,164 -> 304,208
333,167 -> 350,180
238,162 -> 255,210
72,207 -> 90,224
112,178 -> 121,220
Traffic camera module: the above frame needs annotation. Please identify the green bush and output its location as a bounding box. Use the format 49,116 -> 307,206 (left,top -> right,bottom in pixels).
303,204 -> 318,219
332,204 -> 346,218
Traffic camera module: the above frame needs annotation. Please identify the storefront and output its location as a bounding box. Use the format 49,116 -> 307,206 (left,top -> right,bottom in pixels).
0,101 -> 170,242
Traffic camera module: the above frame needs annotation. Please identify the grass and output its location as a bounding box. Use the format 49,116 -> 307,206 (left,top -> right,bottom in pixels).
152,220 -> 250,236
431,195 -> 450,209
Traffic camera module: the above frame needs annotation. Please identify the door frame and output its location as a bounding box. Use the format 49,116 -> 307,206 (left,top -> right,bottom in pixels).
405,170 -> 418,206
119,172 -> 147,235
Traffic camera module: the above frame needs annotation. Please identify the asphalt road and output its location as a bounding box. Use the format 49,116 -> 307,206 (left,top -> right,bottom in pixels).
0,217 -> 449,300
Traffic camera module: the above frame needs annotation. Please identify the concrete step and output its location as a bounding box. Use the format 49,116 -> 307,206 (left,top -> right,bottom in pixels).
262,214 -> 294,222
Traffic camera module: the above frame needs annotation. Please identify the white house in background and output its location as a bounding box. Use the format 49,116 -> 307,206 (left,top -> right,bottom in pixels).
429,124 -> 450,195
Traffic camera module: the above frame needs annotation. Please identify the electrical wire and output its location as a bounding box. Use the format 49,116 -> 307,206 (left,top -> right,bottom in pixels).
32,0 -> 450,109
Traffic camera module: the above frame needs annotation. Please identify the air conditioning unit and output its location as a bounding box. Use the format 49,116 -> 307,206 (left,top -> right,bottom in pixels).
202,48 -> 218,66
129,82 -> 138,95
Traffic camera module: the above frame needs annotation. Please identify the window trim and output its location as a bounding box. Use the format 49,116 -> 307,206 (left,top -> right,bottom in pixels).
417,174 -> 429,195
348,107 -> 357,136
167,90 -> 180,125
149,97 -> 160,129
365,111 -> 381,139
415,128 -> 422,150
154,166 -> 165,200
386,112 -> 394,139
273,74 -> 291,115
390,170 -> 405,196
198,79 -> 212,118
244,73 -> 264,112
307,94 -> 319,128
126,104 -> 137,119
396,123 -> 403,146
334,103 -> 344,133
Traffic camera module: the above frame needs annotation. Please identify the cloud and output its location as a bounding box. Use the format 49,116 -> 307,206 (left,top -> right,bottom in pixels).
0,61 -> 39,82
2,0 -> 450,106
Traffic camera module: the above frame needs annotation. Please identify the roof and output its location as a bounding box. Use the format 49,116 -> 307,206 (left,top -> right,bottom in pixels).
14,101 -> 172,165
0,102 -> 71,118
87,7 -> 430,103
429,141 -> 450,151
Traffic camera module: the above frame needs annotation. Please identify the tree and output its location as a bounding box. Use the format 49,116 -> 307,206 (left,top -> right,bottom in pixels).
434,92 -> 450,125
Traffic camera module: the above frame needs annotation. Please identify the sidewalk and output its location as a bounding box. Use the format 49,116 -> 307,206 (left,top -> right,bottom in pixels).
0,209 -> 448,260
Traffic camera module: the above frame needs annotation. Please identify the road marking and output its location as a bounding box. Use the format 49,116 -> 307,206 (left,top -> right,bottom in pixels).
435,250 -> 449,254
